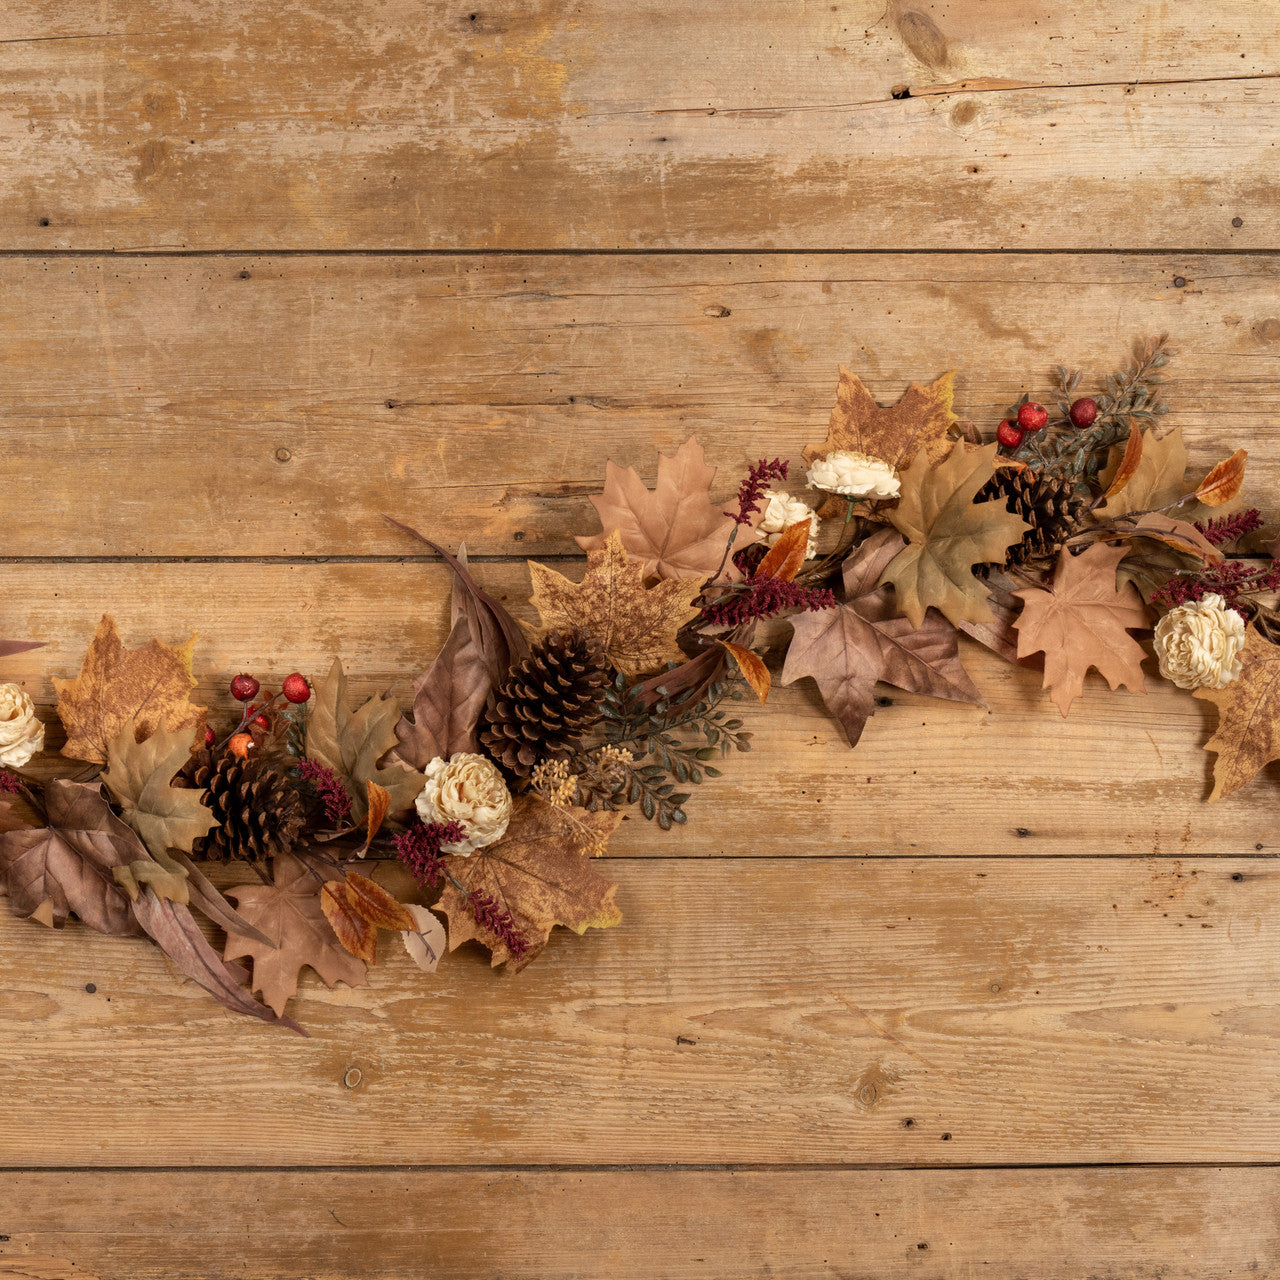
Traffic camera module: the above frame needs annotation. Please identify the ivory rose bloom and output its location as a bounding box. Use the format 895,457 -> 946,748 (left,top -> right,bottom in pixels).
416,752 -> 513,855
1154,593 -> 1245,691
806,450 -> 900,500
0,684 -> 43,768
758,489 -> 819,558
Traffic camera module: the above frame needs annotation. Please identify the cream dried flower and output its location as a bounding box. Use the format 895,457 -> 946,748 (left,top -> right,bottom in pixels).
806,450 -> 900,500
1154,593 -> 1246,691
416,752 -> 514,855
758,489 -> 819,558
0,684 -> 43,769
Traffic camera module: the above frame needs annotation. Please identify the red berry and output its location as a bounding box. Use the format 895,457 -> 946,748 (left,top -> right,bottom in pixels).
204,726 -> 215,747
254,713 -> 271,730
1069,396 -> 1098,427
230,673 -> 259,702
1017,402 -> 1048,432
996,420 -> 1024,449
282,672 -> 311,704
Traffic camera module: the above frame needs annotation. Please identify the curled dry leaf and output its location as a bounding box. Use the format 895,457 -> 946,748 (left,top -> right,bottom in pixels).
804,368 -> 958,472
1097,427 -> 1188,518
360,780 -> 392,855
755,519 -> 811,583
529,530 -> 702,677
1195,448 -> 1248,508
53,615 -> 207,765
719,640 -> 771,704
1101,420 -> 1145,501
576,435 -> 755,582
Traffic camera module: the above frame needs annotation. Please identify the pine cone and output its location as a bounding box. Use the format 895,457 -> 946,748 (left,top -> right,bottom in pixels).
481,630 -> 609,776
188,753 -> 305,863
978,467 -> 1087,566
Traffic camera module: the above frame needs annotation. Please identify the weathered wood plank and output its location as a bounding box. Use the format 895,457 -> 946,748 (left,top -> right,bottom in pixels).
2,252 -> 1278,555
2,857 -> 1278,1166
2,560 -> 1275,858
0,3 -> 1276,249
2,1167 -> 1276,1279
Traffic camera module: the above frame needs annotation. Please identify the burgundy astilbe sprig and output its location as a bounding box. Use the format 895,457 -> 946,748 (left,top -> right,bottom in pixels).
393,819 -> 467,888
469,891 -> 531,960
297,758 -> 353,826
1194,508 -> 1264,547
702,577 -> 836,627
733,457 -> 789,526
0,770 -> 21,795
1150,558 -> 1280,617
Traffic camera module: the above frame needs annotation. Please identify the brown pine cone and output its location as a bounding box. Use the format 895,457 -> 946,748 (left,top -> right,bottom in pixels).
978,466 -> 1087,566
188,752 -> 305,863
481,630 -> 609,777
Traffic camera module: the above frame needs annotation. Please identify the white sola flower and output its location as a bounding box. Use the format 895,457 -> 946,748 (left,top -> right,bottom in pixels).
1154,593 -> 1246,691
0,684 -> 43,768
415,753 -> 514,855
806,450 -> 900,500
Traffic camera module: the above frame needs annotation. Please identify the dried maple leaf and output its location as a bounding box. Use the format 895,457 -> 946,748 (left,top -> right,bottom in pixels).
880,443 -> 1028,628
392,617 -> 489,769
1097,427 -> 1188,518
306,658 -> 425,822
433,796 -> 623,970
576,436 -> 755,581
781,528 -> 984,747
101,722 -> 218,860
224,851 -> 369,1017
53,615 -> 206,765
1194,627 -> 1280,801
529,530 -> 702,676
804,368 -> 958,472
1012,542 -> 1149,717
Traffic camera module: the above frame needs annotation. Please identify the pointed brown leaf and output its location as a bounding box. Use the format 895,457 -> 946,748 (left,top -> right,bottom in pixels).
53,615 -> 207,765
360,780 -> 392,855
225,852 -> 369,1017
719,641 -> 771,704
756,519 -> 811,583
576,436 -> 756,581
342,871 -> 416,933
1194,448 -> 1248,508
1098,427 -> 1189,518
804,368 -> 958,471
1101,419 -> 1145,501
1013,542 -> 1149,717
321,881 -> 380,964
392,617 -> 489,769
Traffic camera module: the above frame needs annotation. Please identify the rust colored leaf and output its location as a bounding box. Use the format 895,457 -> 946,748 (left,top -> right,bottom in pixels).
720,640 -> 771,704
529,530 -> 702,676
576,436 -> 756,581
804,368 -> 958,471
321,880 -> 379,964
434,796 -> 623,970
880,443 -> 1029,628
360,780 -> 392,855
1013,542 -> 1149,717
1097,427 -> 1188,518
53,615 -> 207,765
342,871 -> 416,933
1101,420 -> 1145,501
1194,627 -> 1280,801
225,852 -> 369,1017
756,518 -> 811,582
1194,448 -> 1248,508
782,528 -> 984,748
1108,513 -> 1221,563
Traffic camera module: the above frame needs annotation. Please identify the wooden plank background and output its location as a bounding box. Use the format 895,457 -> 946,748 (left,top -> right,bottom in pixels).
2,2 -> 1279,1276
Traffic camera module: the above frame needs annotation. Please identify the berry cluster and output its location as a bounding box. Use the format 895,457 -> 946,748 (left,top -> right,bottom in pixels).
996,397 -> 1097,452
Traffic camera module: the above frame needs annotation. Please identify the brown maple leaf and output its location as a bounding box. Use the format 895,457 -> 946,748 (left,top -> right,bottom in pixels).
880,443 -> 1028,628
1193,627 -> 1280,801
53,615 -> 207,765
804,368 -> 958,472
433,796 -> 623,970
576,436 -> 756,581
224,851 -> 369,1017
781,528 -> 984,747
306,658 -> 425,822
1012,542 -> 1149,717
529,530 -> 702,676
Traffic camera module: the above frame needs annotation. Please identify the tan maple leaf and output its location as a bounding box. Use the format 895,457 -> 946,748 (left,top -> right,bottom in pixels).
306,658 -> 425,822
53,615 -> 207,765
781,529 -> 984,746
1012,542 -> 1149,717
1194,627 -> 1280,801
433,795 -> 623,970
576,436 -> 757,581
224,851 -> 369,1017
804,368 -> 958,472
529,530 -> 701,676
101,722 -> 218,859
880,443 -> 1028,628
1097,426 -> 1188,518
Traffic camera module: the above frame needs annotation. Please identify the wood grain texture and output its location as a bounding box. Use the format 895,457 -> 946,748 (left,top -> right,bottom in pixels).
0,3 -> 1277,249
1,559 -> 1277,858
3,857 -> 1279,1166
3,252 -> 1278,556
2,1167 -> 1276,1279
